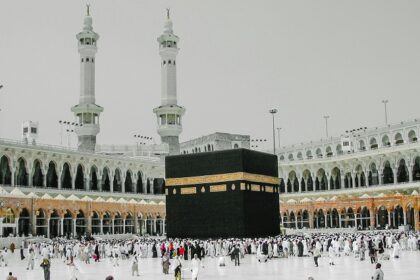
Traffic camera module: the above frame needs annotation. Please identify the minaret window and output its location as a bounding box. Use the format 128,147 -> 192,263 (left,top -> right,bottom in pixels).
81,58 -> 84,62
86,58 -> 90,62
86,38 -> 92,45
163,61 -> 166,65
168,60 -> 171,64
92,58 -> 94,63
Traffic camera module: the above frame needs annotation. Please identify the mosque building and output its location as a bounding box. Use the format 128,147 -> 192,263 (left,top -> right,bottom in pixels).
0,7 -> 419,238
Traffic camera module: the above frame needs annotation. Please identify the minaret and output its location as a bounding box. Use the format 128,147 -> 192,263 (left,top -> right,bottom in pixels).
71,5 -> 103,152
153,9 -> 185,155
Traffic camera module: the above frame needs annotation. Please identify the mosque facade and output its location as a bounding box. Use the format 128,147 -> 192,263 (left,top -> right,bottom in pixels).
1,7 -> 419,239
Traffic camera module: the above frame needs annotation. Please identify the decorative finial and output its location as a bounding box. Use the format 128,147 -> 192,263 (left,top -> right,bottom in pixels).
86,4 -> 90,16
166,8 -> 170,20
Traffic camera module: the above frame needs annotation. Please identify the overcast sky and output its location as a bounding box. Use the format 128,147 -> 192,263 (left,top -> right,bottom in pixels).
1,0 -> 420,149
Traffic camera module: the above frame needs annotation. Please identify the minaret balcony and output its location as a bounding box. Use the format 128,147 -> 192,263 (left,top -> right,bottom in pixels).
157,125 -> 183,137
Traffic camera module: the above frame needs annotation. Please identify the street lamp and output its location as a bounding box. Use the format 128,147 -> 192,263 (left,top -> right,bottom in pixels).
323,115 -> 330,138
277,127 -> 282,150
382,100 -> 389,125
269,109 -> 278,154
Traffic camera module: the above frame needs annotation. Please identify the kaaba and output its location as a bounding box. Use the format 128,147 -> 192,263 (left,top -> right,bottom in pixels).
165,148 -> 280,238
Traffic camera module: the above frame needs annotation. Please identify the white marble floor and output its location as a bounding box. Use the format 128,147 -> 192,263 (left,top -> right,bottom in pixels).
1,250 -> 419,280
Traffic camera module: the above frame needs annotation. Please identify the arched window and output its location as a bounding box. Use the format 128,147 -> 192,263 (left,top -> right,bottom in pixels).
86,58 -> 90,62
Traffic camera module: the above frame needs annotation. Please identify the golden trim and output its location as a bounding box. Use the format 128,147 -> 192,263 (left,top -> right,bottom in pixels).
240,183 -> 246,190
180,187 -> 196,195
166,172 -> 279,186
265,186 -> 274,193
251,184 -> 260,192
210,184 -> 227,192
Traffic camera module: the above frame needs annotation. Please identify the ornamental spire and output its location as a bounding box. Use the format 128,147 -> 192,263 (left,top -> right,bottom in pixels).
86,4 -> 90,16
166,8 -> 170,20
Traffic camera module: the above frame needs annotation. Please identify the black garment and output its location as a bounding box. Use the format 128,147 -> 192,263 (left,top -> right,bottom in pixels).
152,244 -> 158,258
184,245 -> 189,261
262,243 -> 268,255
95,245 -> 100,262
20,248 -> 25,260
297,241 -> 304,257
40,261 -> 51,280
233,247 -> 240,266
314,256 -> 319,266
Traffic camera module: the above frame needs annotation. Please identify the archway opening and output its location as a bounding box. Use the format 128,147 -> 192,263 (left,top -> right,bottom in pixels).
46,161 -> 58,188
61,163 -> 72,189
32,160 -> 43,187
0,156 -> 12,185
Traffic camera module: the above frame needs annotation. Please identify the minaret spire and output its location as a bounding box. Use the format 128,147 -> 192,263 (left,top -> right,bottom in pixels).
71,6 -> 103,152
153,10 -> 185,155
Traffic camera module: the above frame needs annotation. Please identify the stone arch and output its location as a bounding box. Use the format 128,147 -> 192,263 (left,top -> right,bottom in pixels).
146,178 -> 151,193
18,208 -> 30,236
136,171 -> 144,193
359,139 -> 366,151
315,148 -> 322,158
406,204 -> 415,229
358,207 -> 370,229
297,152 -> 303,160
125,170 -> 133,193
370,137 -> 378,149
315,168 -> 327,191
392,205 -> 404,228
0,155 -> 12,185
113,168 -> 122,192
16,157 -> 28,186
102,212 -> 112,234
413,156 -> 420,181
377,205 -> 388,229
330,167 -> 341,189
355,164 -> 366,187
91,211 -> 101,234
314,209 -> 325,228
382,135 -> 390,147
46,161 -> 58,188
114,212 -> 123,234
326,146 -> 333,157
90,165 -> 98,191
75,164 -> 85,190
153,178 -> 165,194
279,155 -> 285,161
35,208 -> 47,236
61,162 -> 72,189
288,153 -> 294,161
397,158 -> 409,183
289,211 -> 296,229
383,160 -> 394,184
49,209 -> 60,238
306,150 -> 313,159
32,159 -> 43,187
75,210 -> 86,237
408,130 -> 417,143
102,167 -> 111,192
344,172 -> 352,188
125,212 -> 135,233
287,170 -> 297,193
279,178 -> 285,193
336,144 -> 343,155
63,209 -> 74,238
368,162 -> 379,186
394,132 -> 403,145
303,169 -> 313,191
302,210 -> 310,228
